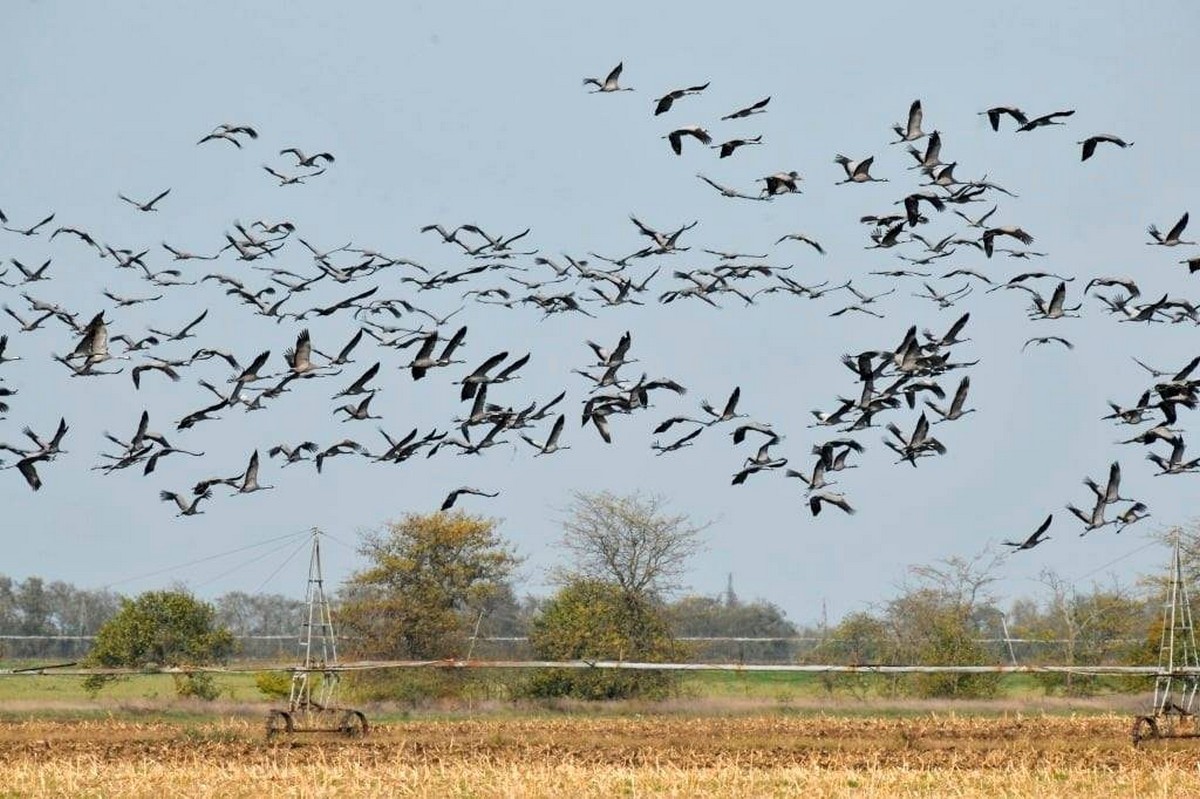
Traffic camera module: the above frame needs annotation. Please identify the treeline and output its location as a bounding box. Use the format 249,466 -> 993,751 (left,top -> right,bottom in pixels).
806,554 -> 1159,697
0,576 -> 121,649
330,497 -> 1176,702
0,555 -> 1170,687
0,580 -> 797,665
0,578 -> 305,659
0,556 -> 1167,690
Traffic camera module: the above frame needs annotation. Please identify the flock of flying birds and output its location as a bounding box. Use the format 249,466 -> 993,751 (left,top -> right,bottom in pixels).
0,62 -> 1193,554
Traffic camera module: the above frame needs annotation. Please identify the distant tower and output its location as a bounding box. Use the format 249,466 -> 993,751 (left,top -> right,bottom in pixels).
724,573 -> 739,608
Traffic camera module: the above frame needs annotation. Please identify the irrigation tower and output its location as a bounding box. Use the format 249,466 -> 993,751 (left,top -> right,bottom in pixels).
1133,533 -> 1200,744
266,528 -> 368,738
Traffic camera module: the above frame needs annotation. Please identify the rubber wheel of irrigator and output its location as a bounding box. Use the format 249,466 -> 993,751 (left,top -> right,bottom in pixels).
1131,716 -> 1159,747
338,709 -> 369,738
266,710 -> 294,740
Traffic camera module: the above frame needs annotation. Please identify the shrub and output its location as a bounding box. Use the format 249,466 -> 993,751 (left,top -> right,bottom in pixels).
172,672 -> 221,701
525,579 -> 682,700
255,671 -> 293,700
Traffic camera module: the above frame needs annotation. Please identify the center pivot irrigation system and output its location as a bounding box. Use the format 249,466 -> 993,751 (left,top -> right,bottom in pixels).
265,528 -> 368,740
255,525 -> 1193,748
251,526 -> 1195,747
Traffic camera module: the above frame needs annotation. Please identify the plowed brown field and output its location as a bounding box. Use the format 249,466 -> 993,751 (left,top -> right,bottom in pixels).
2,714 -> 1198,797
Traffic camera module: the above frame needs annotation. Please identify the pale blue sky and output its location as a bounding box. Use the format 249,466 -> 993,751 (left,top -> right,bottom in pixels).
1,1 -> 1196,623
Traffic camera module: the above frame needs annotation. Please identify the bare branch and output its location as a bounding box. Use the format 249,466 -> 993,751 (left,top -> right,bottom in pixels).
554,490 -> 709,598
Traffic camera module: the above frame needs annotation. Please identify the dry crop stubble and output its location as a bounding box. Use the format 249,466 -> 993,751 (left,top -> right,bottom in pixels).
0,715 -> 1198,797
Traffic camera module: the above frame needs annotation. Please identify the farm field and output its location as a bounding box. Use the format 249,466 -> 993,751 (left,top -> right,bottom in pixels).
0,668 -> 1193,796
0,665 -> 1144,707
1,713 -> 1199,797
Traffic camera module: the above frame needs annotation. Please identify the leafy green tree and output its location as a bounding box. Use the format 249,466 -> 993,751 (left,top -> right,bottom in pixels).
884,552 -> 1004,698
532,578 -> 679,661
820,611 -> 893,666
338,511 -> 522,660
87,589 -> 236,668
809,611 -> 897,698
524,578 -> 682,699
84,590 -> 236,698
1015,570 -> 1153,695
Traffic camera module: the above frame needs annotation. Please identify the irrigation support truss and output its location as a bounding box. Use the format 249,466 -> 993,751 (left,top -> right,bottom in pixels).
1131,534 -> 1200,745
263,528 -> 368,739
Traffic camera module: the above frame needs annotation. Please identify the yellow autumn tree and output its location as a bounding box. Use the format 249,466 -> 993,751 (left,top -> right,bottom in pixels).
338,511 -> 522,660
